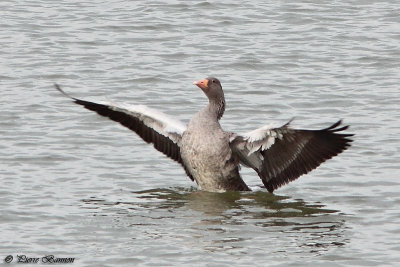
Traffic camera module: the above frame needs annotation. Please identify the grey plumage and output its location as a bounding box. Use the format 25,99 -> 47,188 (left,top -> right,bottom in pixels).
180,82 -> 249,191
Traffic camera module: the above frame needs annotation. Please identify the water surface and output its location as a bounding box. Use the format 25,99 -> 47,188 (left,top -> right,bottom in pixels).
1,0 -> 399,266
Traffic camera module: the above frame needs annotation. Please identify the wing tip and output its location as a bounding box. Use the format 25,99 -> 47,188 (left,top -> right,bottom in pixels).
54,83 -> 76,101
283,117 -> 295,127
324,119 -> 352,131
322,120 -> 355,142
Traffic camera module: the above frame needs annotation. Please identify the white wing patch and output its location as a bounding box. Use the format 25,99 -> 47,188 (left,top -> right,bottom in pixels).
100,101 -> 187,140
244,125 -> 277,142
241,124 -> 285,155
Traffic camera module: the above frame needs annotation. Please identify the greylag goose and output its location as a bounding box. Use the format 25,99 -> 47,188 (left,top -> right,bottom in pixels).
55,77 -> 353,192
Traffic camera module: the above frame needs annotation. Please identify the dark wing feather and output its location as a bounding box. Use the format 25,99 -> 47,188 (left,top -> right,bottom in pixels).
230,120 -> 353,192
259,121 -> 353,192
55,84 -> 194,181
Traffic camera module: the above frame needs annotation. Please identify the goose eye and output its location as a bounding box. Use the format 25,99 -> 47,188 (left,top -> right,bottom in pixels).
212,79 -> 216,83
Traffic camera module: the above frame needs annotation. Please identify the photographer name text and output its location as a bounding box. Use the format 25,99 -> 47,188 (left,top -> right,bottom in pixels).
4,254 -> 75,264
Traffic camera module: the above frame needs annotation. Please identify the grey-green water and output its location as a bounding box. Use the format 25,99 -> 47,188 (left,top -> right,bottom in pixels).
1,1 -> 399,266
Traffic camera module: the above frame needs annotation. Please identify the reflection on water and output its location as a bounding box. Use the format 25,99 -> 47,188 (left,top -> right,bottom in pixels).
81,187 -> 338,219
139,187 -> 337,216
80,187 -> 347,254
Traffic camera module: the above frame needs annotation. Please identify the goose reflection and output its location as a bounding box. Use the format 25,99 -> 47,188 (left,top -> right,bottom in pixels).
81,187 -> 339,222
131,187 -> 338,219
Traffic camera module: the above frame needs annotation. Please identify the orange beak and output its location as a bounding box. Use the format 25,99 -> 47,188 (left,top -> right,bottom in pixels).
193,79 -> 209,90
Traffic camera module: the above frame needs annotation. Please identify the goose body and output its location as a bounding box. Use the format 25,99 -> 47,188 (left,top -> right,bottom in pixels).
181,105 -> 250,191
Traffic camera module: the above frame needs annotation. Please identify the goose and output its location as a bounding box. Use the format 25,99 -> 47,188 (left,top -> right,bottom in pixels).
55,77 -> 353,192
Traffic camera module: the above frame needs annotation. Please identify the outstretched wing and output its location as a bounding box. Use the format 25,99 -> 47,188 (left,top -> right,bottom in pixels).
230,120 -> 353,192
55,84 -> 194,181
